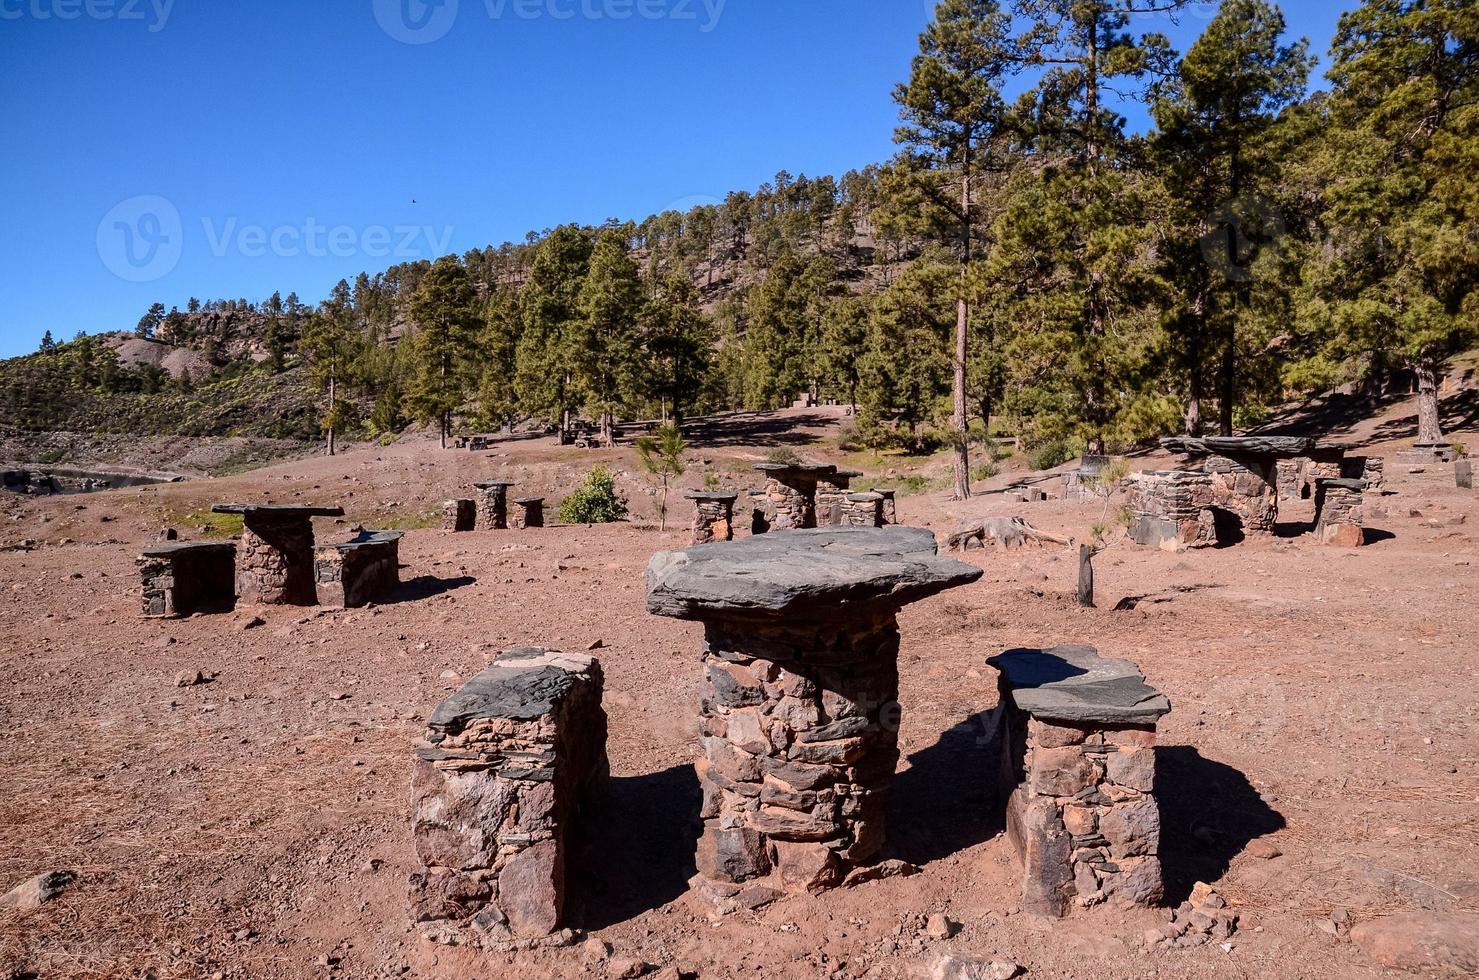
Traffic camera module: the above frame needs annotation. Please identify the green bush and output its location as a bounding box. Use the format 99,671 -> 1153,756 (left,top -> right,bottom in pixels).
1028,439 -> 1075,471
970,461 -> 1000,482
558,466 -> 628,525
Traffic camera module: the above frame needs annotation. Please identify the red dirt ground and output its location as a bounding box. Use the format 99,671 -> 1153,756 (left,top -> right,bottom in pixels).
0,406 -> 1475,979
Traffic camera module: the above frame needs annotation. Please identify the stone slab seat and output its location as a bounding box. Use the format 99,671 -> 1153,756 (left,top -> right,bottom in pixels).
409,647 -> 607,942
137,541 -> 237,618
684,491 -> 740,502
210,503 -> 345,517
988,645 -> 1172,726
645,526 -> 983,623
314,530 -> 403,609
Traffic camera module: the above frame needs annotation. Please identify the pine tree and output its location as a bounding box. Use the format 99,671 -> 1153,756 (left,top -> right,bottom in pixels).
136,302 -> 166,340
38,330 -> 56,354
893,0 -> 1015,498
299,280 -> 357,456
516,226 -> 593,442
477,288 -> 521,430
641,274 -> 712,425
406,256 -> 481,449
574,229 -> 644,445
818,295 -> 869,412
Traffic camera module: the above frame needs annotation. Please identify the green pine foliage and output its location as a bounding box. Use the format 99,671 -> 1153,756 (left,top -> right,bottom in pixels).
557,465 -> 629,525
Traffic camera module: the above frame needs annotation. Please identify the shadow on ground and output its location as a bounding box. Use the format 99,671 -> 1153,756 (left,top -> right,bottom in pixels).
1156,746 -> 1285,905
684,411 -> 830,449
381,575 -> 476,604
889,709 -> 1002,867
571,763 -> 701,930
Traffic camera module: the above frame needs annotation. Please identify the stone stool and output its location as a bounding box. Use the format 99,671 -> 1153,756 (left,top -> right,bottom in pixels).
211,504 -> 344,605
136,541 -> 236,618
1313,477 -> 1366,547
410,647 -> 607,943
646,527 -> 981,895
474,481 -> 514,530
315,531 -> 403,608
842,492 -> 884,528
753,463 -> 836,530
816,469 -> 863,526
513,497 -> 545,529
1124,471 -> 1217,550
1397,442 -> 1457,464
987,645 -> 1172,917
871,488 -> 898,525
687,491 -> 739,545
442,499 -> 476,532
1457,459 -> 1472,490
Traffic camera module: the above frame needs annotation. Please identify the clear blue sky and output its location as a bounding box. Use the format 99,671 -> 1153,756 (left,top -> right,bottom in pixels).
0,0 -> 1355,358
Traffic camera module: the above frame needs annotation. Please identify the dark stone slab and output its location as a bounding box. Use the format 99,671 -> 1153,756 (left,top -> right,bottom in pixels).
428,647 -> 593,731
211,503 -> 345,518
473,481 -> 515,489
514,497 -> 544,505
988,645 -> 1171,725
686,491 -> 740,502
140,541 -> 236,558
832,470 -> 864,479
754,463 -> 837,476
1312,477 -> 1368,491
847,492 -> 883,502
1160,436 -> 1316,458
325,530 -> 404,552
646,526 -> 981,621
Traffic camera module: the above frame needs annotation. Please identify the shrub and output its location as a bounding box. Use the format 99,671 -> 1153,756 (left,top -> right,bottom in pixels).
1028,439 -> 1075,472
765,446 -> 801,466
558,466 -> 628,525
970,461 -> 1000,482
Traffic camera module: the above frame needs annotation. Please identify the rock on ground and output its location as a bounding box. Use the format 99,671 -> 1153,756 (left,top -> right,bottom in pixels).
1350,912 -> 1479,975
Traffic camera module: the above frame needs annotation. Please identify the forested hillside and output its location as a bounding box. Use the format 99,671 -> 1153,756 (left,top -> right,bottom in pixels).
4,0 -> 1474,477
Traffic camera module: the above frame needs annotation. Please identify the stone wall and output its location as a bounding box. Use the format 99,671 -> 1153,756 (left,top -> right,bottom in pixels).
1459,459 -> 1473,490
814,471 -> 860,527
871,489 -> 898,526
697,615 -> 901,895
1125,471 -> 1217,549
763,476 -> 814,530
409,648 -> 607,944
314,534 -> 401,608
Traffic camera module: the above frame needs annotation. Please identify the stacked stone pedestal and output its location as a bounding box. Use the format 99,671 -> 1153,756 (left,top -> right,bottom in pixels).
137,542 -> 236,617
753,464 -> 836,531
409,648 -> 607,944
646,527 -> 981,898
315,531 -> 403,608
213,505 -> 344,606
513,498 -> 544,529
687,491 -> 738,545
843,492 -> 884,528
815,470 -> 862,526
443,499 -> 476,532
1313,478 -> 1366,547
1202,455 -> 1278,535
1125,471 -> 1217,549
474,482 -> 513,531
989,645 -> 1171,917
871,488 -> 898,525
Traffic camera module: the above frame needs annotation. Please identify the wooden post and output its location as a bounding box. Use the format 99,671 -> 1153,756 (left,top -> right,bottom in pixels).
1077,544 -> 1095,608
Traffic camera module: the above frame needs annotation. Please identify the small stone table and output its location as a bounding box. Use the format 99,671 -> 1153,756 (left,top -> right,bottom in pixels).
473,482 -> 514,531
137,541 -> 236,618
843,492 -> 884,528
646,527 -> 982,895
753,463 -> 837,531
442,499 -> 476,532
816,469 -> 863,526
871,488 -> 898,525
686,491 -> 739,545
988,645 -> 1171,917
1161,436 -> 1338,537
211,504 -> 344,605
410,648 -> 607,943
315,531 -> 403,608
1397,442 -> 1458,464
1313,478 -> 1367,547
513,497 -> 544,529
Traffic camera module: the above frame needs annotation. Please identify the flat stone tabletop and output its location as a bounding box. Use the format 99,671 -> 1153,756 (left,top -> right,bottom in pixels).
211,503 -> 345,518
473,481 -> 514,489
754,463 -> 838,476
325,530 -> 404,551
988,644 -> 1171,725
684,491 -> 740,501
646,526 -> 982,622
514,497 -> 544,505
1313,477 -> 1368,491
1160,436 -> 1317,458
141,541 -> 236,557
426,647 -> 599,732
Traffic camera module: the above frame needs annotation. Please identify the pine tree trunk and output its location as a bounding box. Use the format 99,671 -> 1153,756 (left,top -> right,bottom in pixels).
440,413 -> 448,450
1416,358 -> 1445,445
327,370 -> 337,457
952,165 -> 972,502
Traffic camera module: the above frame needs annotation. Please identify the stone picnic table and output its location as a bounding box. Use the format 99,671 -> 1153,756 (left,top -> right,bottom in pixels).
1160,436 -> 1347,536
646,526 -> 981,895
211,503 -> 345,605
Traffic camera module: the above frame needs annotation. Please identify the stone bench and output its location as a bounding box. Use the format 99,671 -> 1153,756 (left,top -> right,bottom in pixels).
1125,471 -> 1217,550
753,463 -> 837,531
473,482 -> 514,530
843,492 -> 884,528
815,469 -> 863,526
513,497 -> 544,529
988,645 -> 1171,917
1397,442 -> 1458,464
314,531 -> 403,608
137,542 -> 236,618
870,488 -> 898,525
442,499 -> 476,532
1313,478 -> 1366,547
646,527 -> 981,896
409,648 -> 607,943
686,491 -> 739,544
